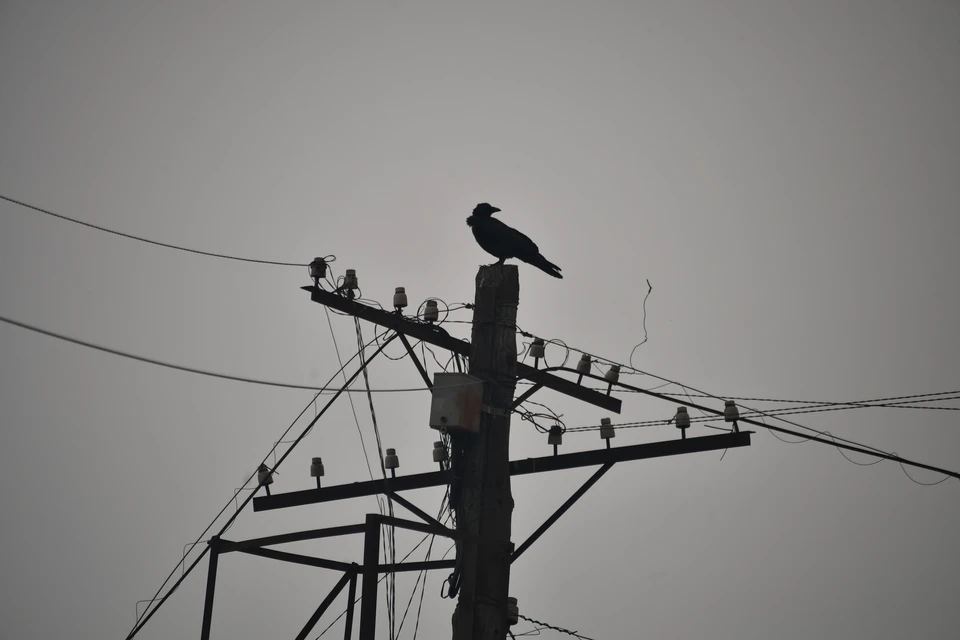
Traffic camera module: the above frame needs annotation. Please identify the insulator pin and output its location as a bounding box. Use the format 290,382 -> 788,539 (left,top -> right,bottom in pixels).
576,354 -> 592,374
529,338 -> 545,359
724,400 -> 739,422
393,287 -> 408,309
343,269 -> 359,290
257,464 -> 274,486
384,448 -> 400,470
547,424 -> 563,446
605,364 -> 620,383
308,257 -> 327,280
423,300 -> 439,322
599,417 -> 615,440
507,597 -> 519,626
675,406 -> 690,430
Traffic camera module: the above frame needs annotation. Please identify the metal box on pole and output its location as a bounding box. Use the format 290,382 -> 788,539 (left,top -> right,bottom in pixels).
429,373 -> 484,434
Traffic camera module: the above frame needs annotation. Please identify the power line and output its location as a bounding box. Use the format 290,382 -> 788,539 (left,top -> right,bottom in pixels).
647,389 -> 960,409
516,614 -> 596,640
518,363 -> 958,483
313,493 -> 453,639
128,333 -> 399,639
324,307 -> 381,488
127,328 -> 386,636
612,369 -> 960,484
1,193 -> 306,266
521,379 -> 960,412
565,395 -> 960,432
516,354 -> 958,485
0,314 -> 459,393
354,318 -> 398,639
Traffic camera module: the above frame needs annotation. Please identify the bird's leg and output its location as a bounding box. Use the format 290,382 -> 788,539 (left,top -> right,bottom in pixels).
496,257 -> 506,265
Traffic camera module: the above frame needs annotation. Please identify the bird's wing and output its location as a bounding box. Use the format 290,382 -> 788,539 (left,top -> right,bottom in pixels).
485,217 -> 541,255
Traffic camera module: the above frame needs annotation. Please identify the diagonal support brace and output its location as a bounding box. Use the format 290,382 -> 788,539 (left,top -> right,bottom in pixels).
397,332 -> 432,389
294,569 -> 354,640
387,491 -> 445,529
510,383 -> 544,410
511,462 -> 614,563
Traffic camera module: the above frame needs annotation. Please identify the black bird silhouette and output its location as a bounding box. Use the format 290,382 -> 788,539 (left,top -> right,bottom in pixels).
466,203 -> 562,278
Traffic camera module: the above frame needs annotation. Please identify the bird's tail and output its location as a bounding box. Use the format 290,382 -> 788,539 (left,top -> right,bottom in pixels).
524,253 -> 563,279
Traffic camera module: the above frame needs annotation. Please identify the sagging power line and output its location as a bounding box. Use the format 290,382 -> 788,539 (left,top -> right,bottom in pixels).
1,193 -> 306,266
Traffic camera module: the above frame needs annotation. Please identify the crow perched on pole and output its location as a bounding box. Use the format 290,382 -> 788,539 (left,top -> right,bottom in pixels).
466,203 -> 562,278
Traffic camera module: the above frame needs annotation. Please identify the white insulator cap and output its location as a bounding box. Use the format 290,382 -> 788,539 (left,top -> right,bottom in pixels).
605,364 -> 620,383
547,425 -> 563,446
310,457 -> 325,478
343,269 -> 359,290
257,464 -> 274,486
393,287 -> 408,309
308,257 -> 327,279
675,406 -> 690,430
599,417 -> 615,440
507,597 -> 519,626
432,441 -> 448,463
423,299 -> 439,322
384,448 -> 400,470
529,338 -> 545,359
576,353 -> 592,374
724,400 -> 740,422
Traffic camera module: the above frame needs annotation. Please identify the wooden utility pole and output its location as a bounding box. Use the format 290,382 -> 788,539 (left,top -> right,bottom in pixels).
452,264 -> 519,640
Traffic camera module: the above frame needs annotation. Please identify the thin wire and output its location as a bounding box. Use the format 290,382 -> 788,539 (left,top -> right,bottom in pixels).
313,493 -> 452,639
516,614 -> 596,640
312,531 -> 438,638
564,396 -> 960,432
354,318 -> 397,639
324,307 -> 380,494
619,366 -> 959,485
0,313 -> 470,393
396,509 -> 441,639
324,304 -> 390,591
628,278 -> 653,368
531,361 -> 957,482
128,329 -> 386,635
655,389 -> 960,408
1,193 -> 307,266
899,463 -> 954,485
527,379 -> 960,412
410,549 -> 431,640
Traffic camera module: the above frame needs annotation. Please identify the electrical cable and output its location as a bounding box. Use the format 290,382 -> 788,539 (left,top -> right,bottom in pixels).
0,313 -> 475,393
598,367 -> 960,484
516,614 -> 596,640
628,278 -> 653,368
354,318 -> 397,639
564,395 -> 960,433
324,305 -> 389,547
313,492 -> 452,639
127,329 -> 391,638
396,526 -> 435,638
654,389 -> 960,407
1,193 -> 306,266
409,544 -> 431,640
522,362 -> 957,483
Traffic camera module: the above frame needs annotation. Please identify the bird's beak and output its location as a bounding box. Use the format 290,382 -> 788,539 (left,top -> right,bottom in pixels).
490,207 -> 501,213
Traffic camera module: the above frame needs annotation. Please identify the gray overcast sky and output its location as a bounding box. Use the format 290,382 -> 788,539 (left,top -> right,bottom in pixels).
1,1 -> 958,639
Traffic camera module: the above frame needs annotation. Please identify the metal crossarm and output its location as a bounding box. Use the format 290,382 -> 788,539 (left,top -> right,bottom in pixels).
254,432 -> 751,511
302,285 -> 621,413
